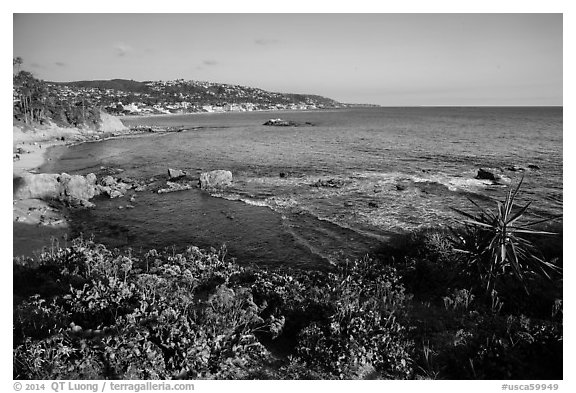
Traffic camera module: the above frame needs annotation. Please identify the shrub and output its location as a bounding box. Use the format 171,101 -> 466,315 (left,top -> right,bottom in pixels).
438,313 -> 562,379
451,178 -> 561,294
13,239 -> 271,379
293,257 -> 414,379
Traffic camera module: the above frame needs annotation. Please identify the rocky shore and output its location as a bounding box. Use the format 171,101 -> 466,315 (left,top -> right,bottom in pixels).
13,114 -> 146,256
13,116 -> 235,258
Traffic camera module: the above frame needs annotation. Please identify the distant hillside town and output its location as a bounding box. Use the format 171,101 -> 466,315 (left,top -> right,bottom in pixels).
47,78 -> 348,116
14,56 -> 372,128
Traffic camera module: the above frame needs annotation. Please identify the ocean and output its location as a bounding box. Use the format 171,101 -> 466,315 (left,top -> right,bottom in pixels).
42,107 -> 563,269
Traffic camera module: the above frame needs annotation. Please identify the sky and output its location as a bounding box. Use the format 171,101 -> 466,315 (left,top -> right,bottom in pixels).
13,13 -> 563,106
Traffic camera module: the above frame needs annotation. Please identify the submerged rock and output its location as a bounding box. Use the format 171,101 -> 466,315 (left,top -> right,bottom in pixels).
158,181 -> 195,194
311,178 -> 346,188
528,164 -> 541,170
507,165 -> 526,172
395,181 -> 412,191
199,170 -> 233,189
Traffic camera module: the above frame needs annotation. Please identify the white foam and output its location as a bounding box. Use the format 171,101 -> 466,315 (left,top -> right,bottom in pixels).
411,173 -> 493,192
445,177 -> 494,191
239,198 -> 269,207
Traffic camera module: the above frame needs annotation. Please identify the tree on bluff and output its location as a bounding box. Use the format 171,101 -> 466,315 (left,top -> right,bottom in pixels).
13,66 -> 48,125
13,57 -> 23,74
12,58 -> 101,127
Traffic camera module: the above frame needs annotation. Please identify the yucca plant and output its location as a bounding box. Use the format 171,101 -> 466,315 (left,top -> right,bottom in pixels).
451,177 -> 561,294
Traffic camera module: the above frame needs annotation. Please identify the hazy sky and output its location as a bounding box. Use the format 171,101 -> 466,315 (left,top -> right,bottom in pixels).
13,13 -> 562,106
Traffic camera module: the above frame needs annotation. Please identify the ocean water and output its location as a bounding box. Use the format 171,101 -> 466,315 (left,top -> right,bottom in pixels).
43,107 -> 563,269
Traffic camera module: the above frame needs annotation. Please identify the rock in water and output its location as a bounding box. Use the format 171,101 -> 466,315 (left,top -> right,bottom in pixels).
168,168 -> 187,180
57,173 -> 98,202
100,175 -> 116,187
96,175 -> 130,198
476,168 -> 511,184
199,170 -> 233,189
263,119 -> 298,127
476,168 -> 499,181
109,190 -> 124,199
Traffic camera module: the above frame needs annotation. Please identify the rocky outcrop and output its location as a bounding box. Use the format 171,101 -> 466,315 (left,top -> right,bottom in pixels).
476,168 -> 498,181
14,171 -> 133,207
96,176 -> 130,199
98,111 -> 129,133
57,173 -> 99,204
263,119 -> 314,127
13,173 -> 61,200
199,170 -> 233,189
263,119 -> 298,127
476,168 -> 511,184
13,172 -> 101,207
168,168 -> 187,180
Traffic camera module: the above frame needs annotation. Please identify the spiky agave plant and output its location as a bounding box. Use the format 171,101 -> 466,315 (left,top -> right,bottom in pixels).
451,177 -> 561,293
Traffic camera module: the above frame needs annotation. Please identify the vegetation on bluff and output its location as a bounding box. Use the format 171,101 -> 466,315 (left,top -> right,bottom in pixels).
13,58 -> 101,128
13,56 -> 344,121
13,182 -> 562,379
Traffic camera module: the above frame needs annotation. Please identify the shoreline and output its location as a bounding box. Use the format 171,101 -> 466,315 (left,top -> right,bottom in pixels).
13,131 -> 74,258
13,116 -> 217,258
12,119 -> 160,258
119,107 -> 344,122
13,124 -> 83,235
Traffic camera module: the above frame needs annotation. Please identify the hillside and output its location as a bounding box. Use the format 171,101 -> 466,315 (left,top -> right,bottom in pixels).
54,79 -> 150,93
49,79 -> 346,115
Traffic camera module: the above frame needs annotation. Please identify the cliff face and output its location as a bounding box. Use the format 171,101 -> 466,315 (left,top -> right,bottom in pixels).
98,111 -> 128,132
